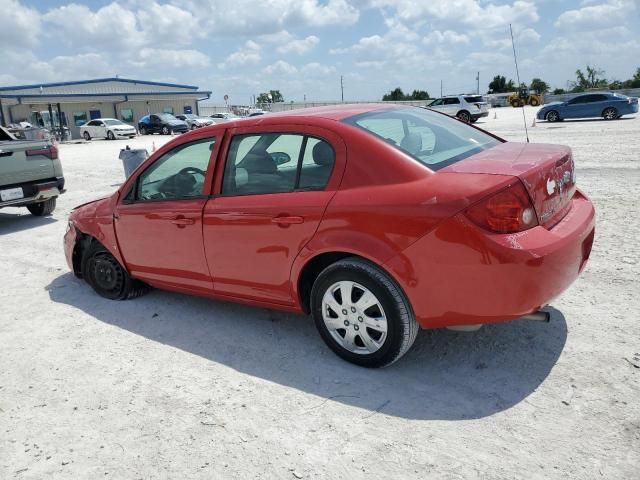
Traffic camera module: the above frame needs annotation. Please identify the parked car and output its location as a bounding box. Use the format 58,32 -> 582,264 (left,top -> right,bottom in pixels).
64,104 -> 594,367
209,112 -> 240,121
80,118 -> 136,141
175,114 -> 215,130
138,114 -> 189,135
0,126 -> 64,216
536,92 -> 639,122
427,95 -> 489,123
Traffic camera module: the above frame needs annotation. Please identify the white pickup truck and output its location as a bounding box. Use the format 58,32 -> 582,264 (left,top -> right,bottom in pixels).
0,126 -> 65,216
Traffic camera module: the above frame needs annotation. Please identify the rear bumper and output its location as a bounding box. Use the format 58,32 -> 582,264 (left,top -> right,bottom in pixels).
472,111 -> 489,120
0,176 -> 65,208
385,189 -> 595,328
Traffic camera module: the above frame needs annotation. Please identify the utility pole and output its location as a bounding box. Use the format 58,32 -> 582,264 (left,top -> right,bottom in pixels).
440,79 -> 443,97
340,75 -> 344,102
476,72 -> 480,94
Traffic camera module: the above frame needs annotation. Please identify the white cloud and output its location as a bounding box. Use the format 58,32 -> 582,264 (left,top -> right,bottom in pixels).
424,30 -> 470,45
555,0 -> 633,30
300,63 -> 336,76
277,35 -> 320,55
130,48 -> 210,69
0,0 -> 41,48
221,41 -> 262,69
263,60 -> 298,76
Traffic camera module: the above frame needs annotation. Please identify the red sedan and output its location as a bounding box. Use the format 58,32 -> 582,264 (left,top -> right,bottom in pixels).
64,104 -> 595,367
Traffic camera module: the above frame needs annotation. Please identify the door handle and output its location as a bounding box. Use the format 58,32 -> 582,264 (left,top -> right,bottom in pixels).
171,216 -> 195,226
271,215 -> 304,226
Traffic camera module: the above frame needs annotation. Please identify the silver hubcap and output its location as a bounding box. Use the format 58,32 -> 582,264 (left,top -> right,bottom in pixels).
604,109 -> 615,119
322,281 -> 388,355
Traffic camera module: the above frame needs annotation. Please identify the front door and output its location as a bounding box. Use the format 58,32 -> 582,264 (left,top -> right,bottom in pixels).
203,126 -> 345,305
115,136 -> 219,293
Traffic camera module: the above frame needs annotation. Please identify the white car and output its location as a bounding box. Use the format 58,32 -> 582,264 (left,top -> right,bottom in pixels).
426,95 -> 489,123
80,118 -> 137,141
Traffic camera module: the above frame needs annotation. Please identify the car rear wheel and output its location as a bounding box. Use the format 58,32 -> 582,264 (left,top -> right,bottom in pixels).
81,242 -> 149,300
162,126 -> 170,135
83,131 -> 91,141
139,126 -> 147,135
27,197 -> 56,216
546,110 -> 560,122
456,110 -> 471,123
311,258 -> 419,368
107,130 -> 115,140
602,107 -> 618,120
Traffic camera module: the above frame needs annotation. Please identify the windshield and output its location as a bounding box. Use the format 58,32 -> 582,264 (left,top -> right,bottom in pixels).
344,107 -> 501,171
159,113 -> 177,121
104,119 -> 125,126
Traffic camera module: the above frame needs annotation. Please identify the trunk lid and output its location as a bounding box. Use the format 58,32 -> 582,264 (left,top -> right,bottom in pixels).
0,138 -> 57,187
442,143 -> 576,228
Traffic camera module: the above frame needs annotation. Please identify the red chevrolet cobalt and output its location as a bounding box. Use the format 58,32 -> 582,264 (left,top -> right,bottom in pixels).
64,105 -> 595,367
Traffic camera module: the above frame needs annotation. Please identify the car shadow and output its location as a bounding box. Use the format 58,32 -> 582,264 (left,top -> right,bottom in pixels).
46,273 -> 567,421
0,211 -> 57,235
542,117 -> 635,123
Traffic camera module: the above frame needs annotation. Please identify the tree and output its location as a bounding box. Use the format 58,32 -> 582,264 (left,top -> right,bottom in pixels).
632,67 -> 640,88
256,90 -> 284,104
571,65 -> 607,92
410,89 -> 429,100
552,88 -> 566,95
530,78 -> 549,94
382,87 -> 407,101
488,75 -> 516,93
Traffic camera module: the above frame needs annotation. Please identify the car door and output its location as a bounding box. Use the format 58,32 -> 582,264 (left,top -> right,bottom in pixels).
114,136 -> 219,293
444,97 -> 461,115
149,115 -> 162,133
202,125 -> 346,305
587,94 -> 608,117
95,120 -> 107,138
564,96 -> 588,118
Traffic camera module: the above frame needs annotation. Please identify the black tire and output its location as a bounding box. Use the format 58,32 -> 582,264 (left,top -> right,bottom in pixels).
546,110 -> 560,122
27,197 -> 56,216
511,99 -> 522,108
81,242 -> 149,300
310,257 -> 419,368
456,110 -> 471,123
83,131 -> 91,141
162,126 -> 170,135
139,126 -> 147,135
529,98 -> 539,107
602,107 -> 618,120
107,130 -> 115,140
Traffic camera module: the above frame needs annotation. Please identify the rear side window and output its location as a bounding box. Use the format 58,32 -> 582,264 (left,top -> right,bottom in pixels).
464,96 -> 484,103
344,107 -> 500,171
222,133 -> 335,195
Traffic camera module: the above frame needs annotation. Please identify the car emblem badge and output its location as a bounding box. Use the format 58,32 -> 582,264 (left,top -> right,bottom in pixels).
546,178 -> 556,195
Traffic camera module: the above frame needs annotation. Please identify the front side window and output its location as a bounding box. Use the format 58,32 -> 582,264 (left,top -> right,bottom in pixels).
137,138 -> 215,200
222,133 -> 335,195
429,99 -> 444,106
344,107 -> 500,171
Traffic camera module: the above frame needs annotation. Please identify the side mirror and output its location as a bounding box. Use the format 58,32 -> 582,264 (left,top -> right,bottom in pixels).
269,151 -> 291,166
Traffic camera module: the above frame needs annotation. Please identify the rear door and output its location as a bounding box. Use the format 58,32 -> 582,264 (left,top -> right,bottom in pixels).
114,136 -> 219,293
202,124 -> 346,305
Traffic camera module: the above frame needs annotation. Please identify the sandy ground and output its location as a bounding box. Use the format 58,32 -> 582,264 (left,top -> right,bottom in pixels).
1,107 -> 639,479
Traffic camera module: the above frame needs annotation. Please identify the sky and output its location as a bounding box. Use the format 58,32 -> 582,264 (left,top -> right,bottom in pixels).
1,0 -> 639,104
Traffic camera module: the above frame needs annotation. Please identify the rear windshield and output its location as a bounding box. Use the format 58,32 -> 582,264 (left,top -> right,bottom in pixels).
344,107 -> 500,171
464,96 -> 485,103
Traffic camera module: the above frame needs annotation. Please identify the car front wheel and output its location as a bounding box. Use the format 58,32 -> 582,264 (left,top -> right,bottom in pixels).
162,126 -> 170,135
83,131 -> 91,141
81,242 -> 149,300
107,130 -> 115,140
311,258 -> 419,368
546,110 -> 560,122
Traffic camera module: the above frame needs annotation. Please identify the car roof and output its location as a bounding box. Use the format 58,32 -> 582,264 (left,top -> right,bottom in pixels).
234,103 -> 397,122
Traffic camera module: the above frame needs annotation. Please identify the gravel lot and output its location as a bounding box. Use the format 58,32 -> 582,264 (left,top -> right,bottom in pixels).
1,106 -> 639,479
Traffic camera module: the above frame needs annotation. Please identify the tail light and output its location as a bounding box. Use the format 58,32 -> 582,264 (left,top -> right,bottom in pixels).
465,182 -> 538,233
26,144 -> 58,160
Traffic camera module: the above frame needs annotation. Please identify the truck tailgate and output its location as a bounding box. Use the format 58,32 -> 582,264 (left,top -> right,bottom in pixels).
0,140 -> 57,186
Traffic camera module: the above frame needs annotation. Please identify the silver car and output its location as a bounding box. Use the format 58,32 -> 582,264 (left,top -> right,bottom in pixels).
427,95 -> 489,123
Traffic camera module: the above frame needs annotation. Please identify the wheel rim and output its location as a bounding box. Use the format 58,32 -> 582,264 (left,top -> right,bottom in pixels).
140,127 -> 146,135
83,132 -> 89,140
459,112 -> 470,122
547,111 -> 558,121
604,108 -> 616,119
321,281 -> 388,355
92,254 -> 124,293
162,127 -> 169,134
108,131 -> 114,139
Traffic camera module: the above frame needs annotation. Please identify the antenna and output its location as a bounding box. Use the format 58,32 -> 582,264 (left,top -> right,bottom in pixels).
509,24 -> 529,143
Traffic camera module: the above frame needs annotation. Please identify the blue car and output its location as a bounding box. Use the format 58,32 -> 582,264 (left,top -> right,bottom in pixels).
537,92 -> 639,122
